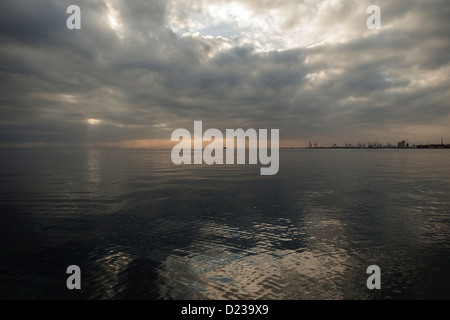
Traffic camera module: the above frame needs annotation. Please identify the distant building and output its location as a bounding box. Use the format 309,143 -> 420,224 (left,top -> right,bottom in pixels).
397,140 -> 407,148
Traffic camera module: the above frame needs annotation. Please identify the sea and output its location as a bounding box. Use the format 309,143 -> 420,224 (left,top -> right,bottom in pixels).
0,148 -> 449,299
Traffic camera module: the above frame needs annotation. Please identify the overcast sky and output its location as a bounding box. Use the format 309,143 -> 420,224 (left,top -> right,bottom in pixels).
1,0 -> 449,148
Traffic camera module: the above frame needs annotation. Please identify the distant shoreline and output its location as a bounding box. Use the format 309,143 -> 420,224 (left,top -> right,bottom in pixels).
281,146 -> 450,150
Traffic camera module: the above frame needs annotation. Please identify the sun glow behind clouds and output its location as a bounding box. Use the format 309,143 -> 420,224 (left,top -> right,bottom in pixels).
168,0 -> 366,52
105,0 -> 123,39
88,118 -> 101,125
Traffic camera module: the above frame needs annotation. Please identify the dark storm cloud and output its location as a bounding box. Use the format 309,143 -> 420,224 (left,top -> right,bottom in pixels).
0,0 -> 449,147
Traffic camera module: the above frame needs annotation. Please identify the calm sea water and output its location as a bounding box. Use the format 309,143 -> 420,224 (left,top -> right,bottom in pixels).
0,148 -> 449,299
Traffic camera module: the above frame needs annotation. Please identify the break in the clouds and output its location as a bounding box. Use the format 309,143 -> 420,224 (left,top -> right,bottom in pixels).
0,0 -> 449,147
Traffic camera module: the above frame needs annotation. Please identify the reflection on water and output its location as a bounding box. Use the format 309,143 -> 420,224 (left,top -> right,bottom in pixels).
0,149 -> 449,299
87,149 -> 101,185
92,248 -> 133,299
158,217 -> 354,300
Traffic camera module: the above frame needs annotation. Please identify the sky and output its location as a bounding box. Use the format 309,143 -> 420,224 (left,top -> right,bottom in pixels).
0,0 -> 449,148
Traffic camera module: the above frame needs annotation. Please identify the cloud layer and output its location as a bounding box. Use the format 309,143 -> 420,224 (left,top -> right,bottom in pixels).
1,0 -> 449,147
